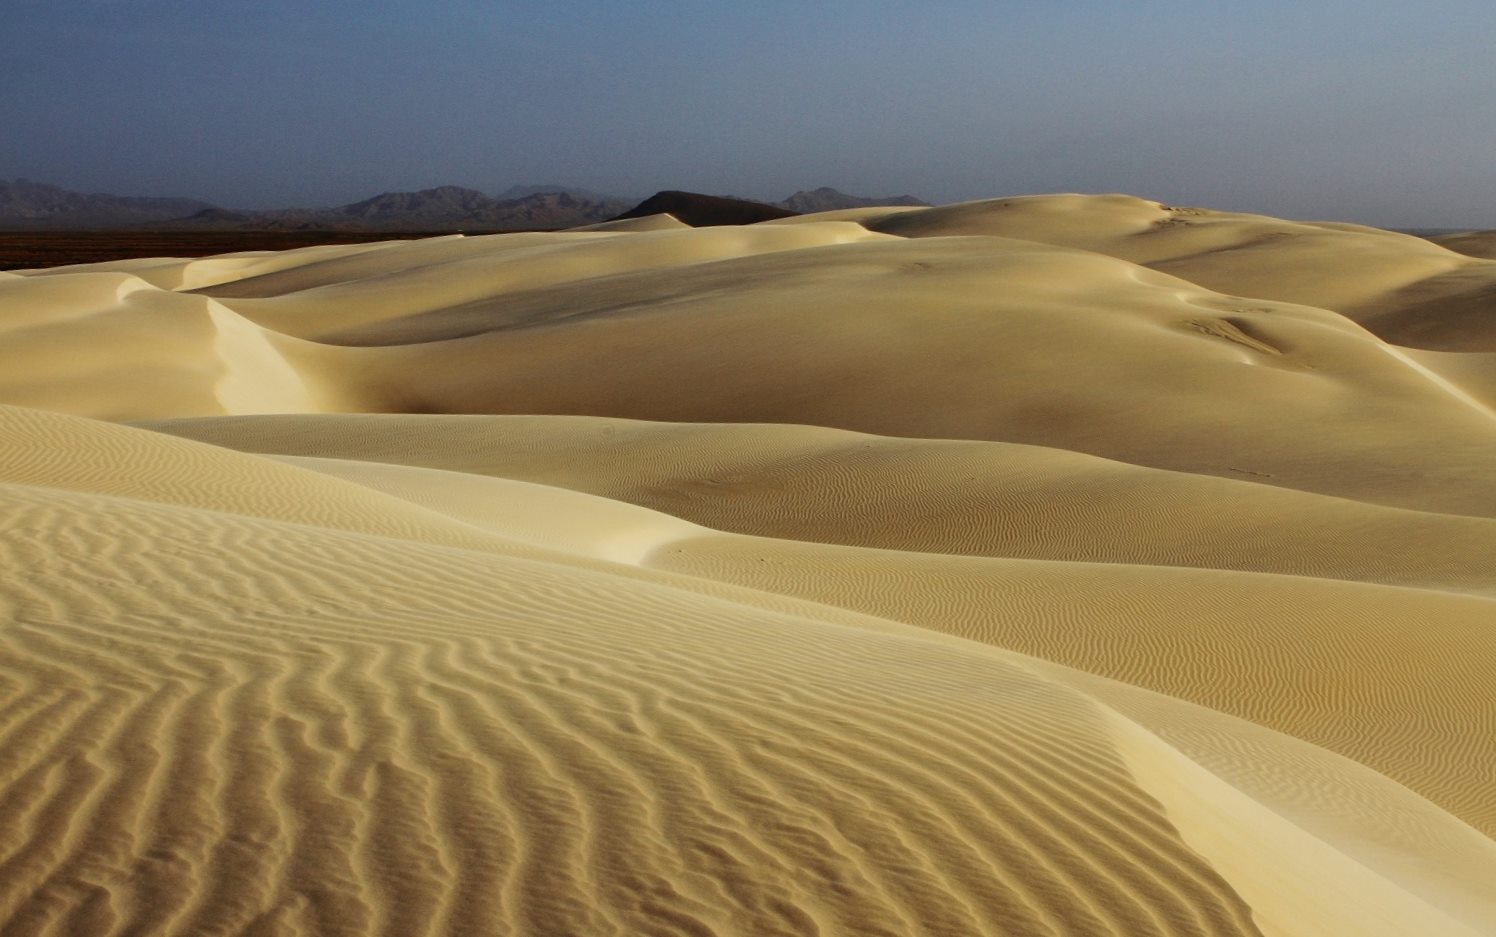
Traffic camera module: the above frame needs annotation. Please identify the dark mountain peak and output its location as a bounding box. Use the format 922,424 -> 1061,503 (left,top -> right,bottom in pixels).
778,188 -> 930,213
613,191 -> 799,227
276,186 -> 635,231
343,186 -> 496,218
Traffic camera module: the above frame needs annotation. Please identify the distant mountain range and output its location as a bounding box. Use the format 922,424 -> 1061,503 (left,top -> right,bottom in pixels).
0,179 -> 929,231
779,187 -> 928,213
0,179 -> 215,229
254,188 -> 634,231
495,183 -> 625,203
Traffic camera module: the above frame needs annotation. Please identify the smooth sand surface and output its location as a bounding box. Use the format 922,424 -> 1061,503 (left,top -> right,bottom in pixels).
801,195 -> 1496,352
3,195 -> 1495,935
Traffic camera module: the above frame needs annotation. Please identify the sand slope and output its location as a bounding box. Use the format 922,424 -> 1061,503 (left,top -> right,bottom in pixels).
3,407 -> 1493,936
146,413 -> 1496,837
147,413 -> 1496,596
811,194 -> 1496,352
4,194 -> 1496,935
9,215 -> 1496,513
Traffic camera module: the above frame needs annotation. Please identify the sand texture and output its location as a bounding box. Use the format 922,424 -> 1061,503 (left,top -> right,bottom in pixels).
3,194 -> 1495,936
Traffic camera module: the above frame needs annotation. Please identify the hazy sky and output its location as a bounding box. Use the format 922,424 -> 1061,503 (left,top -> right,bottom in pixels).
7,0 -> 1496,226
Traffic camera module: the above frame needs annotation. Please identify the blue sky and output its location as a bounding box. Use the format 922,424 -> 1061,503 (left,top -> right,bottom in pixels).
6,0 -> 1496,226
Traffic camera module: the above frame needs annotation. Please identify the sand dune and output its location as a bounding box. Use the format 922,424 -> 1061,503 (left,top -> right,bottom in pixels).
1432,230 -> 1496,260
808,194 -> 1496,351
4,194 -> 1495,935
12,217 -> 1496,513
571,213 -> 693,233
149,413 -> 1496,596
5,407 -> 1494,935
147,413 -> 1496,832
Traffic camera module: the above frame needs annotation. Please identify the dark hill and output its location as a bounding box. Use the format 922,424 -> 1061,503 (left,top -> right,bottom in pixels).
612,191 -> 799,227
176,207 -> 256,226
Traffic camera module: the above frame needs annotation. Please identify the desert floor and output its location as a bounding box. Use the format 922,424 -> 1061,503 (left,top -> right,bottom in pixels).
2,195 -> 1494,936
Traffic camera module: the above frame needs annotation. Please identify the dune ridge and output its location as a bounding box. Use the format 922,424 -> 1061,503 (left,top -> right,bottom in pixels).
11,209 -> 1496,513
3,194 -> 1494,935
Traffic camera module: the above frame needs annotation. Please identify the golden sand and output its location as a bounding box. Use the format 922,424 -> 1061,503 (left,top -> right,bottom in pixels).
2,195 -> 1494,935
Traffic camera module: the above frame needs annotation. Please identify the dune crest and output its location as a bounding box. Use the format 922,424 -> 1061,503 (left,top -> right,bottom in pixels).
9,209 -> 1496,512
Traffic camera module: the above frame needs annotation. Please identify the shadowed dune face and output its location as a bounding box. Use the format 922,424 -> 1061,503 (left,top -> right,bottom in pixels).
4,194 -> 1496,936
1430,229 -> 1496,260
